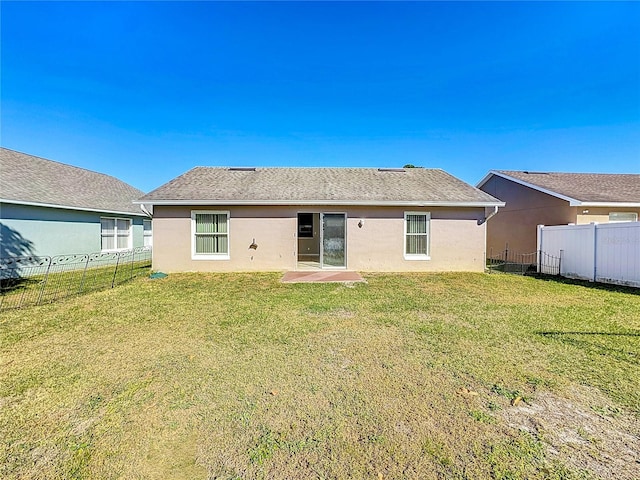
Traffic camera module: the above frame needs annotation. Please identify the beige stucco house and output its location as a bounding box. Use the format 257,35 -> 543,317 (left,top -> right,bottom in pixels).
137,167 -> 503,272
477,170 -> 640,255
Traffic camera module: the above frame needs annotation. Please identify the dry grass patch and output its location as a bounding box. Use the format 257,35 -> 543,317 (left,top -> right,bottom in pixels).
1,272 -> 639,479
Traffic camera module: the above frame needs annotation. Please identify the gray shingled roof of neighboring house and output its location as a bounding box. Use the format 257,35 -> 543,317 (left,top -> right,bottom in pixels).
0,147 -> 146,215
138,167 -> 504,206
480,170 -> 640,204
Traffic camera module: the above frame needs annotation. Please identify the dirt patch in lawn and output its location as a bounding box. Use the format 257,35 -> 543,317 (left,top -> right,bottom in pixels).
499,386 -> 640,479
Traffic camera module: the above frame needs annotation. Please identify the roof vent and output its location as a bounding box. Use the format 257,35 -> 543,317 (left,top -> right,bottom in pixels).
523,171 -> 548,175
378,168 -> 405,172
228,167 -> 256,172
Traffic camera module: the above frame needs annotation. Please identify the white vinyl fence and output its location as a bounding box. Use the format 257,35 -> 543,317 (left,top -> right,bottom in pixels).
537,222 -> 640,287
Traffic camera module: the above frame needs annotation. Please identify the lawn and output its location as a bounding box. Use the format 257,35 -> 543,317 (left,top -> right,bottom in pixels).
1,272 -> 638,479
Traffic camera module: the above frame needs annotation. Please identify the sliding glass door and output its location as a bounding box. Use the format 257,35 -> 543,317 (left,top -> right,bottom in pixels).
321,213 -> 346,268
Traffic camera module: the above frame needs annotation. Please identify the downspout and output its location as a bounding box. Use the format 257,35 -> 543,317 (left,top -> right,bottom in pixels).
478,206 -> 499,272
477,205 -> 499,226
140,203 -> 153,218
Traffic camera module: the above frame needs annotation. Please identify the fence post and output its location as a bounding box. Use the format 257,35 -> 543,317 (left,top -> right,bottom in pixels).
537,250 -> 541,274
488,247 -> 493,274
35,257 -> 52,306
592,222 -> 598,283
79,254 -> 90,293
558,250 -> 563,277
111,253 -> 121,288
129,248 -> 136,280
536,225 -> 544,273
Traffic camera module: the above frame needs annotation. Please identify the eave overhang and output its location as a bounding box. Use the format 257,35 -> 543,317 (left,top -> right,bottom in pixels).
134,199 -> 505,208
0,198 -> 149,217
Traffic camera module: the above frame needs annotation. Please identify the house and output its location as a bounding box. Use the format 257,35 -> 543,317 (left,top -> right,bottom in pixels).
136,167 -> 504,272
0,147 -> 151,258
477,170 -> 640,255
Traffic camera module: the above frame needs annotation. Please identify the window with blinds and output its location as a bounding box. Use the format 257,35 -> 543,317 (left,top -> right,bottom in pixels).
192,211 -> 230,259
143,219 -> 153,247
101,217 -> 132,251
404,212 -> 430,258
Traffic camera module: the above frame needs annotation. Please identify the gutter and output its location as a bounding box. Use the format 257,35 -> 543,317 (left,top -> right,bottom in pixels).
578,202 -> 640,208
0,198 -> 148,217
140,203 -> 153,218
133,199 -> 506,208
477,205 -> 499,225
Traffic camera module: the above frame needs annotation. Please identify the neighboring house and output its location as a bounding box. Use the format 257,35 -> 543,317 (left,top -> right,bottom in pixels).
136,167 -> 504,272
477,170 -> 640,255
0,147 -> 151,258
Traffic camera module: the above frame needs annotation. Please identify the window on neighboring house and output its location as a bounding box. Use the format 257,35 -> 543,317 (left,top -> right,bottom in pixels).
404,212 -> 430,259
609,212 -> 638,223
101,217 -> 132,251
143,219 -> 153,247
192,211 -> 230,259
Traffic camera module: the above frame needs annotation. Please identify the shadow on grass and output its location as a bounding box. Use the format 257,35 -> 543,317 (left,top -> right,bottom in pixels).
538,331 -> 640,337
537,331 -> 639,365
0,276 -> 42,291
527,274 -> 640,295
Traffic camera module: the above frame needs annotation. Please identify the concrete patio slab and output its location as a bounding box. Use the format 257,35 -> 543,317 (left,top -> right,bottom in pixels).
281,271 -> 365,283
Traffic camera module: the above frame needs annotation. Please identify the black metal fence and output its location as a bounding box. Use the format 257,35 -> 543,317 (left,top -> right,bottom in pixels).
487,248 -> 561,276
0,246 -> 152,311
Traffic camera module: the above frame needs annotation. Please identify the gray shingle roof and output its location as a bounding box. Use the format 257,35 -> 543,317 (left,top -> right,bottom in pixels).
139,167 -> 502,206
0,148 -> 146,215
491,170 -> 640,203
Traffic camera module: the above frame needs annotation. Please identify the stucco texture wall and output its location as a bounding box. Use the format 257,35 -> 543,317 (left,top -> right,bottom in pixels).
0,203 -> 146,257
152,205 -> 487,272
480,177 -> 575,255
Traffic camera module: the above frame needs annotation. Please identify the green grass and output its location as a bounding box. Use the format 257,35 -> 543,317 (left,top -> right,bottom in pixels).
1,272 -> 638,479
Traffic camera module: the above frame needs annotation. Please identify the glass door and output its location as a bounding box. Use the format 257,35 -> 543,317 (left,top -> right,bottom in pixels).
321,213 -> 346,268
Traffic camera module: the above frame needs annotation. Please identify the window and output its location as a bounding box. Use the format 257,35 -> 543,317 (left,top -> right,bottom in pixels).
101,217 -> 132,251
298,213 -> 314,238
404,212 -> 430,259
191,211 -> 229,259
143,219 -> 153,247
609,212 -> 638,223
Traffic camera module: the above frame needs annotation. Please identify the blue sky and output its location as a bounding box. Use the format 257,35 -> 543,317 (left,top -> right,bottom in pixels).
2,1 -> 639,193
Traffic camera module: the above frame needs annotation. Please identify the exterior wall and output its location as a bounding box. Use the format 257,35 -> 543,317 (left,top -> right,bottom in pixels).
575,207 -> 640,224
152,205 -> 487,272
0,202 -> 147,257
479,176 -> 575,255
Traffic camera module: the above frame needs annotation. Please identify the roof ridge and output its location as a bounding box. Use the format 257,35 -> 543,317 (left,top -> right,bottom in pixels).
496,169 -> 639,176
190,166 -> 442,170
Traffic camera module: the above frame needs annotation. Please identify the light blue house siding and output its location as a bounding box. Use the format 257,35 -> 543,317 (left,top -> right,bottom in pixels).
0,202 -> 146,258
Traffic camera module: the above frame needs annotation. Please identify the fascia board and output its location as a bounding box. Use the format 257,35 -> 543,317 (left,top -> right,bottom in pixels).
134,199 -> 506,208
475,172 -> 495,189
580,202 -> 640,208
0,198 -> 148,217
